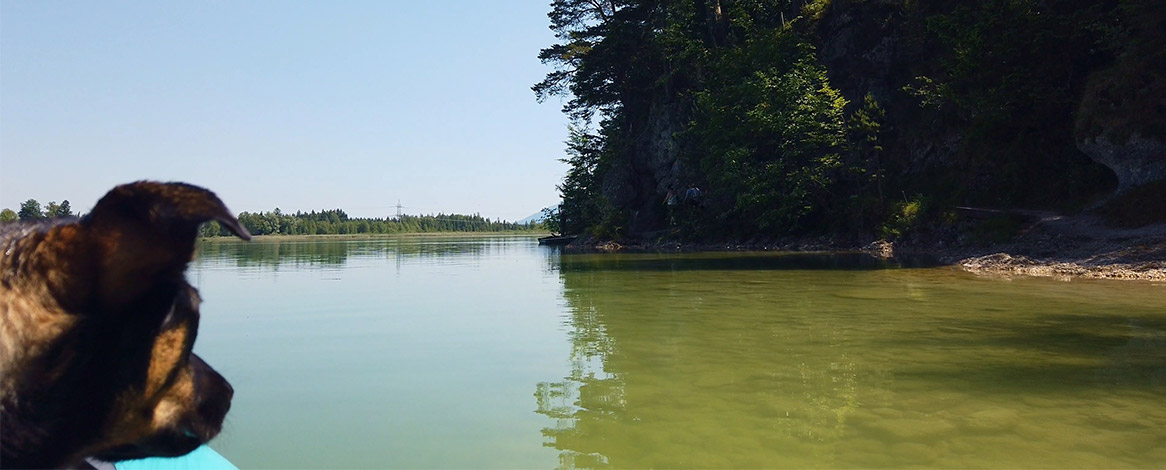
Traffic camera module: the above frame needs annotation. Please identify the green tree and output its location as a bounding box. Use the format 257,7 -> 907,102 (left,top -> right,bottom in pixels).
44,200 -> 74,218
541,207 -> 561,235
0,208 -> 17,223
690,53 -> 852,234
199,221 -> 222,238
535,0 -> 879,238
18,199 -> 44,221
557,126 -> 606,235
535,0 -> 709,236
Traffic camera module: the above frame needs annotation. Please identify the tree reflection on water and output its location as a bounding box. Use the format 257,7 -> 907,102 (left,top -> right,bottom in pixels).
196,236 -> 497,268
535,253 -> 867,469
534,252 -> 1166,469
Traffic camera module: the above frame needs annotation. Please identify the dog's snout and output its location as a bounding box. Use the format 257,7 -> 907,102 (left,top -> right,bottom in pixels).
198,363 -> 233,414
188,354 -> 232,441
221,375 -> 235,399
199,377 -> 233,424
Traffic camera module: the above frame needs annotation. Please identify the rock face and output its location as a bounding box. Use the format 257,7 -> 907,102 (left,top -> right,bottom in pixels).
592,0 -> 1165,237
814,0 -> 906,110
1073,1 -> 1166,193
820,0 -> 1165,198
601,98 -> 689,235
1075,63 -> 1166,192
1075,133 -> 1166,192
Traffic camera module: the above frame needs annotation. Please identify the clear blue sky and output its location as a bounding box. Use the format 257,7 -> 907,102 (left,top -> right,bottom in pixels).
0,1 -> 570,221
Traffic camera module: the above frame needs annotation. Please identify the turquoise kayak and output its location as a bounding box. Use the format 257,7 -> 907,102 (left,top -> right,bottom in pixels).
87,446 -> 236,470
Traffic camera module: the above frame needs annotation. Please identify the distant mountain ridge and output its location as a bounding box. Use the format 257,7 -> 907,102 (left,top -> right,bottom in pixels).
518,206 -> 557,225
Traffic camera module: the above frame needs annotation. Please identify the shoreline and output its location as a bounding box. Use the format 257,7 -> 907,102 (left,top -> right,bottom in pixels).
201,231 -> 548,242
563,215 -> 1166,282
197,221 -> 1166,282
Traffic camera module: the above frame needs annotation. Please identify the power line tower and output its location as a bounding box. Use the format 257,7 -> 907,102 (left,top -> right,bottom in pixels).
395,200 -> 403,220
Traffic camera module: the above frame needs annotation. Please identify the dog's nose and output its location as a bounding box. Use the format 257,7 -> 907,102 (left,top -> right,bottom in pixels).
188,353 -> 233,440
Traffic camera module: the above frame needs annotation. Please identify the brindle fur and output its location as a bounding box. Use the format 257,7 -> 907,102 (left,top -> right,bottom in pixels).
0,182 -> 250,468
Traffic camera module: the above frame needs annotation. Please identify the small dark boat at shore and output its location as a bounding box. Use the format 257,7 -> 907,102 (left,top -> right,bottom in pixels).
538,234 -> 578,246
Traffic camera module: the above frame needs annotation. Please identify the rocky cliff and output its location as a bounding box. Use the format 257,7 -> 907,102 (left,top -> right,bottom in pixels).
1074,1 -> 1166,192
547,0 -> 1164,240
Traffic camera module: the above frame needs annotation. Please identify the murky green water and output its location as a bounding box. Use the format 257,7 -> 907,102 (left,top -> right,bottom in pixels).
191,236 -> 1166,469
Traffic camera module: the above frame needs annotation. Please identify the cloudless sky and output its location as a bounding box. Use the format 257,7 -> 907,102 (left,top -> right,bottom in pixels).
1,1 -> 570,221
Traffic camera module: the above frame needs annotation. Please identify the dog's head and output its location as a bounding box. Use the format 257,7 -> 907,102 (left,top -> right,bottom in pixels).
0,182 -> 249,468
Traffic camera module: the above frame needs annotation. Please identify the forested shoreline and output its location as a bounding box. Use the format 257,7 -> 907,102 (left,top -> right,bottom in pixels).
203,209 -> 539,237
0,200 -> 541,236
536,0 -> 1165,243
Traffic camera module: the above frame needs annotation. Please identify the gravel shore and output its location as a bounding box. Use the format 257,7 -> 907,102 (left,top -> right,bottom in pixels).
941,214 -> 1166,281
566,214 -> 1166,282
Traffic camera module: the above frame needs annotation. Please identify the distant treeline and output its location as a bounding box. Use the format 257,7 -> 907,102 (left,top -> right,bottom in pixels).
0,199 -> 75,222
201,209 -> 540,237
0,199 -> 542,236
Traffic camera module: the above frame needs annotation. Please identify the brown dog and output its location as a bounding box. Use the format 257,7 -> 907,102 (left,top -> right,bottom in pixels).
0,182 -> 250,468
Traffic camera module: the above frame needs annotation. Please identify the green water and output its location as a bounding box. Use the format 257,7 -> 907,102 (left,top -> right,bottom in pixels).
191,236 -> 1166,469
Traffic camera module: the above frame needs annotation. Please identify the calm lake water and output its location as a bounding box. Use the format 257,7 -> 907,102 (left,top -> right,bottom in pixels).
190,235 -> 1166,469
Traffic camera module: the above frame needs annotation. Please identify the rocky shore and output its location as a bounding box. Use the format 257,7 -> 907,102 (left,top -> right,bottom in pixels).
941,214 -> 1166,282
565,214 -> 1166,282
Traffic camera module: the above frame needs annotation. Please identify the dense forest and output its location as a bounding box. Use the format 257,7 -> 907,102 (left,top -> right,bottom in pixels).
202,209 -> 538,237
0,199 -> 539,236
536,0 -> 1165,241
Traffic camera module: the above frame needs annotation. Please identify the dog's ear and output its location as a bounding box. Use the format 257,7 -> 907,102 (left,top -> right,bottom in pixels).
82,181 -> 250,310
